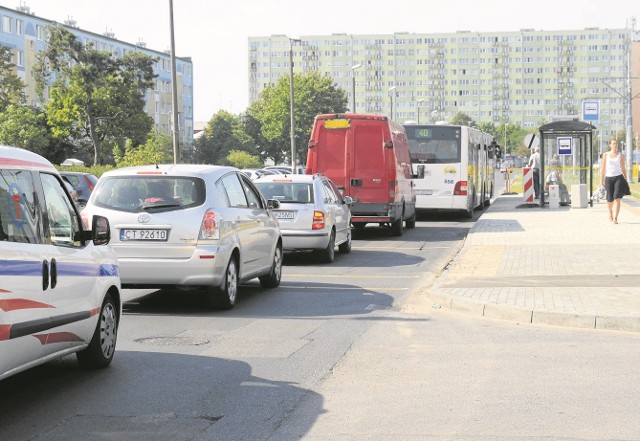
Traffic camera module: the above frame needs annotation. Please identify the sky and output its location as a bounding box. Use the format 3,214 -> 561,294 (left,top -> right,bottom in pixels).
5,0 -> 638,123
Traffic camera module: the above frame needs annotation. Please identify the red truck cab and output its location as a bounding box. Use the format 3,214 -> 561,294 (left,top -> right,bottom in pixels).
306,113 -> 416,236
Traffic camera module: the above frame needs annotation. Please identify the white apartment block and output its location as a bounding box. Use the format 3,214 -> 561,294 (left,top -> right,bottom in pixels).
249,27 -> 640,151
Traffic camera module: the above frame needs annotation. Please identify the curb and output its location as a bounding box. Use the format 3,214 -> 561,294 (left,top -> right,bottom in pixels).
422,290 -> 640,333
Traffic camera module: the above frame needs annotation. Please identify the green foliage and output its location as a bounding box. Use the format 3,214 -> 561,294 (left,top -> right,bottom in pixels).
195,110 -> 256,165
0,104 -> 49,153
226,150 -> 262,169
449,112 -> 476,127
56,164 -> 114,178
247,71 -> 348,165
0,44 -> 25,111
114,132 -> 173,168
34,25 -> 156,166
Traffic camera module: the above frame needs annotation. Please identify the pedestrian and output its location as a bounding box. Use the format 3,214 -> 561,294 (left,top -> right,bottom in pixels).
601,139 -> 630,224
527,147 -> 541,199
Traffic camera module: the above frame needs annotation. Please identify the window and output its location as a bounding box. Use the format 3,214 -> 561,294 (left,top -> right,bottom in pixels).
40,173 -> 80,247
2,16 -> 11,33
219,174 -> 248,208
0,169 -> 39,244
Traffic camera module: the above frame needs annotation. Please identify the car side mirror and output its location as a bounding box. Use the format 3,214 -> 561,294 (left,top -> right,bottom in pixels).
92,215 -> 111,246
343,196 -> 353,206
267,199 -> 281,209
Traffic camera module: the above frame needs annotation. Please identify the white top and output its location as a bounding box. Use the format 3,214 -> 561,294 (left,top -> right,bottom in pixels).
605,153 -> 623,177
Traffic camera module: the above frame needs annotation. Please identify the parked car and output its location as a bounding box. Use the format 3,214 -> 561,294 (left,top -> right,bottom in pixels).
59,171 -> 99,208
0,146 -> 121,381
306,113 -> 416,236
61,175 -> 79,204
82,164 -> 283,309
254,173 -> 352,263
240,168 -> 279,180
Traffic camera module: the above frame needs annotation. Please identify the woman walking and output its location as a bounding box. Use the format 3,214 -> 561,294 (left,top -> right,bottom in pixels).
601,139 -> 630,224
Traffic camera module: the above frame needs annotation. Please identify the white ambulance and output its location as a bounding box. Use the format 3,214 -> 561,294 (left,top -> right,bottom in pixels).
0,146 -> 121,380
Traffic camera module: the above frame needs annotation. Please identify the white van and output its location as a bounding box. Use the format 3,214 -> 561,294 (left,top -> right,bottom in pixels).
0,146 -> 121,381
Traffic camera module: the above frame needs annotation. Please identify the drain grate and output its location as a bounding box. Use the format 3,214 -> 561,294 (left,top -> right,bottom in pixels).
134,336 -> 209,346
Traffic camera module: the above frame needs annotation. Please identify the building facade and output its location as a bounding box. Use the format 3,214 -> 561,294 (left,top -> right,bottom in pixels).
249,27 -> 639,152
0,4 -> 193,147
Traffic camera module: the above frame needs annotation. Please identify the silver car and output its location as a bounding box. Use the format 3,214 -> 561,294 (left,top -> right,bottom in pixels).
254,173 -> 352,263
82,164 -> 283,309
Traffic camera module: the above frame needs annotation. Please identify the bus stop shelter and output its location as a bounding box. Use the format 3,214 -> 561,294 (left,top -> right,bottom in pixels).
538,120 -> 596,208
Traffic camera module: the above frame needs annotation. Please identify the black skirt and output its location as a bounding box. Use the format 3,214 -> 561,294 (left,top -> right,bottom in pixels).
605,174 -> 630,202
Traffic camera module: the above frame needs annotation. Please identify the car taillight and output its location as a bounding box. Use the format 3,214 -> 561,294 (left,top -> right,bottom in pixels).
312,211 -> 325,230
454,181 -> 468,196
199,210 -> 220,240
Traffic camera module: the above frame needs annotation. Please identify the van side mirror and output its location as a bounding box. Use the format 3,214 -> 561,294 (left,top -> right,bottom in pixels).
415,165 -> 425,179
92,215 -> 111,246
342,196 -> 353,206
267,199 -> 281,209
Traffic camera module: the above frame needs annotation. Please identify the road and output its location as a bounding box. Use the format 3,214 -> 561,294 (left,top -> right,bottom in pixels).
2,208 -> 639,441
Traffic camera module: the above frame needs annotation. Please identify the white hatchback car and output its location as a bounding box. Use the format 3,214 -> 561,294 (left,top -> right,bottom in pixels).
254,173 -> 352,263
82,164 -> 283,309
0,146 -> 121,381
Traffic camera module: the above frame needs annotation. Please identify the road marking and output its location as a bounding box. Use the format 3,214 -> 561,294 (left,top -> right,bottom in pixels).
279,285 -> 408,291
285,274 -> 420,279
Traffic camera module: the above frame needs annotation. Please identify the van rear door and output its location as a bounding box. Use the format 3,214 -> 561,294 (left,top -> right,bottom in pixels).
350,120 -> 388,204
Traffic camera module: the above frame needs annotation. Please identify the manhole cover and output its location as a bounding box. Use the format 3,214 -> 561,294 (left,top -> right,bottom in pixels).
134,336 -> 209,346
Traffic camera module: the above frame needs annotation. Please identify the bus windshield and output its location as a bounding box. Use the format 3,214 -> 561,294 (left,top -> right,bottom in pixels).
405,125 -> 461,164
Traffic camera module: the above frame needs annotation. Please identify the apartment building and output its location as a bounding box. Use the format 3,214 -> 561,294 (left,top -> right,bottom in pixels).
249,27 -> 639,151
0,4 -> 194,146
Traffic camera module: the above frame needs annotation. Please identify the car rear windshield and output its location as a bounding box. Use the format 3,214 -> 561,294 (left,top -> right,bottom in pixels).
255,182 -> 314,204
92,176 -> 205,212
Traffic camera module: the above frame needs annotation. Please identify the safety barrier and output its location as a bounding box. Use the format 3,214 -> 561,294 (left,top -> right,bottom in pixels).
522,167 -> 534,203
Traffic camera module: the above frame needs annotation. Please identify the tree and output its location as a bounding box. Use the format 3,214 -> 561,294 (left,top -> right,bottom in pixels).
0,104 -> 49,153
226,150 -> 262,169
114,132 -> 173,168
449,112 -> 476,127
0,44 -> 25,112
195,110 -> 256,165
34,25 -> 156,166
247,71 -> 348,165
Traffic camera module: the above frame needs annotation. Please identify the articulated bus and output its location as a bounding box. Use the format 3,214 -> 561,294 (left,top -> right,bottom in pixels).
403,123 -> 497,218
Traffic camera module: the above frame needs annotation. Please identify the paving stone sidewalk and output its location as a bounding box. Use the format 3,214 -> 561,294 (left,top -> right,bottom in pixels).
424,193 -> 640,332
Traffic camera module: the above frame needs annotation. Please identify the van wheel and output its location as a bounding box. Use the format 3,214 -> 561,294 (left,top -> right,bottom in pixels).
338,229 -> 352,254
207,258 -> 238,309
318,230 -> 336,263
259,245 -> 282,288
390,217 -> 404,236
77,293 -> 118,369
405,210 -> 416,229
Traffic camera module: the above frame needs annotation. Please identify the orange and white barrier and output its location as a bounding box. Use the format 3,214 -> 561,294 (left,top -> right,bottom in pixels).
522,167 -> 534,203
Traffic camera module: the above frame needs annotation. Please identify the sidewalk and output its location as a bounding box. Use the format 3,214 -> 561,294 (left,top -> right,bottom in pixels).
420,192 -> 640,333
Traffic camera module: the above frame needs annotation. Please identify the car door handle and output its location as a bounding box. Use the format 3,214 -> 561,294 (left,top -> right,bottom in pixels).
42,259 -> 49,291
50,258 -> 57,289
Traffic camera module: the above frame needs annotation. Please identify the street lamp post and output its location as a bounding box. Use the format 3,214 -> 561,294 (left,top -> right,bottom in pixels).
417,99 -> 424,123
289,37 -> 301,173
168,0 -> 180,163
388,86 -> 397,121
351,64 -> 362,113
504,123 -> 509,153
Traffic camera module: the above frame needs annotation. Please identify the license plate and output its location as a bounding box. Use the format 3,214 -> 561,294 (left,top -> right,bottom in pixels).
274,210 -> 295,220
415,189 -> 433,195
120,229 -> 168,241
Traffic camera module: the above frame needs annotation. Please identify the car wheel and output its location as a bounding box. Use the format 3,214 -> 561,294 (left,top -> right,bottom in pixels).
208,257 -> 238,310
259,244 -> 282,288
338,228 -> 352,254
77,293 -> 118,369
390,216 -> 404,236
318,230 -> 336,263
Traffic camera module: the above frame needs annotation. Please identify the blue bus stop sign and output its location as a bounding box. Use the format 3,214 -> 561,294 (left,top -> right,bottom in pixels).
582,101 -> 599,122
